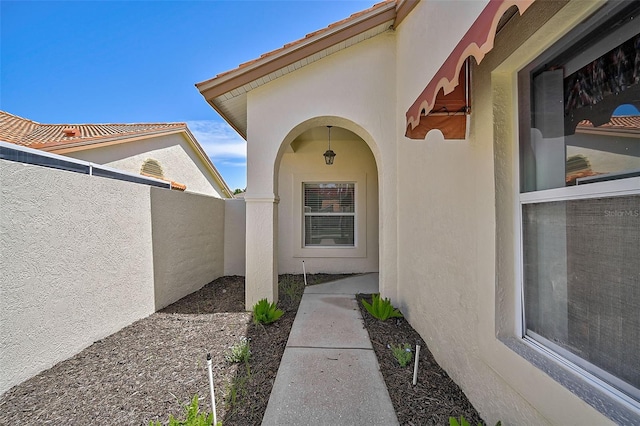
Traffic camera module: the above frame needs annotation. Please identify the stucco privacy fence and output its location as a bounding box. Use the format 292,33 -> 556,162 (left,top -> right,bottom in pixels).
0,143 -> 246,395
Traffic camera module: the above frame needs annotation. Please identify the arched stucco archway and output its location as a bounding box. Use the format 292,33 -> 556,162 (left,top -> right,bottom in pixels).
243,116 -> 385,309
274,116 -> 380,277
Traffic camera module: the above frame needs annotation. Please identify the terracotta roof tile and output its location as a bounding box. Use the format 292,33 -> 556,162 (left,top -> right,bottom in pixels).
577,115 -> 640,131
140,171 -> 187,191
0,110 -> 186,149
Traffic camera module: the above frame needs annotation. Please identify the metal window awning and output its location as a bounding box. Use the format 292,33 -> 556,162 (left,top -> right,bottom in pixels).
405,0 -> 536,140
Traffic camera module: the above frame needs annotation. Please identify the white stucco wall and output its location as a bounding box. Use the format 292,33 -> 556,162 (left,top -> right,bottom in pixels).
150,188 -> 226,310
1,156 -> 231,395
64,133 -> 227,198
394,1 -> 615,424
244,31 -> 397,303
0,160 -> 155,395
224,199 -> 246,276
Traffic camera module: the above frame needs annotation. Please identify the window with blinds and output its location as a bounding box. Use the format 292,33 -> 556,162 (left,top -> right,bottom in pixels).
303,183 -> 355,247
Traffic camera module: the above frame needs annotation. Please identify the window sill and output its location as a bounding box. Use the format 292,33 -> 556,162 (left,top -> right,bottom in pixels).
499,336 -> 640,424
293,245 -> 366,258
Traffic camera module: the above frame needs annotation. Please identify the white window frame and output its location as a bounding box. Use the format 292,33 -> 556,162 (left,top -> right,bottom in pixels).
293,173 -> 367,258
515,0 -> 640,407
303,182 -> 356,248
517,178 -> 640,408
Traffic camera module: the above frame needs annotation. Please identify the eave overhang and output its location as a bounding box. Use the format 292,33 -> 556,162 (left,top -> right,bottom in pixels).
196,0 -> 408,139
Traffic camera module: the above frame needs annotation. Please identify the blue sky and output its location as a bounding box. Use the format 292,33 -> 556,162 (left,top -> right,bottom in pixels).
1,1 -> 373,191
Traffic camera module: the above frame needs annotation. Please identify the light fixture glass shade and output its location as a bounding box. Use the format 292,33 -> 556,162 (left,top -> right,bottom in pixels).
323,149 -> 336,165
324,125 -> 335,165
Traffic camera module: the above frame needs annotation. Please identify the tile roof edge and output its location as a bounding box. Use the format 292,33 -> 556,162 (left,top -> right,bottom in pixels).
0,110 -> 41,124
40,127 -> 188,152
195,0 -> 397,97
1,110 -> 187,128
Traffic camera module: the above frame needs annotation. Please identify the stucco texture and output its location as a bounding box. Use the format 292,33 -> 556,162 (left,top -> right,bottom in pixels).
65,133 -> 227,198
394,1 -> 614,424
224,199 -> 246,276
0,160 -> 155,395
243,32 -> 396,305
150,187 -> 225,310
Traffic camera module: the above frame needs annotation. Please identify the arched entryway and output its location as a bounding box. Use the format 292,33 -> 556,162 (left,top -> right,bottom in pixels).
275,122 -> 379,276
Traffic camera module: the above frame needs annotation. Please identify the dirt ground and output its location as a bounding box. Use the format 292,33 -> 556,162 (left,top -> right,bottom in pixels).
0,275 -> 483,425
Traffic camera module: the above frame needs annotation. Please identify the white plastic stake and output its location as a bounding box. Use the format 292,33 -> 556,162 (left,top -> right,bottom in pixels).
302,260 -> 308,286
412,344 -> 421,385
207,353 -> 217,425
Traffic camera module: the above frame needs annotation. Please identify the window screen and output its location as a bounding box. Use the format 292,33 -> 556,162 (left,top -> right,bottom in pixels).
303,183 -> 355,246
522,196 -> 640,400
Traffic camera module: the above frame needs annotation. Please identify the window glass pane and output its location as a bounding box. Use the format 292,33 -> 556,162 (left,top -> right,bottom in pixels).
522,195 -> 640,399
303,183 -> 355,247
521,6 -> 640,192
304,183 -> 354,213
304,216 -> 354,246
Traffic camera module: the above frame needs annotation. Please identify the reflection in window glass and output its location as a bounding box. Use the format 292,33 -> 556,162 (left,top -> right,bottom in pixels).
522,6 -> 640,192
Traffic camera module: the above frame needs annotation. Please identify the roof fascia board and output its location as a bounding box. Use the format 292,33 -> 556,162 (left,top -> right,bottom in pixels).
49,127 -> 233,198
197,3 -> 396,101
395,0 -> 419,27
182,128 -> 235,197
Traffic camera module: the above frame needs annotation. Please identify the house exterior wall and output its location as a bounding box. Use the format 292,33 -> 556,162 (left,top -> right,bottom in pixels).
150,188 -> 225,310
0,158 -> 230,395
64,133 -> 227,198
244,32 -> 398,305
278,137 -> 379,274
0,159 -> 155,396
224,199 -> 246,276
394,1 -> 614,424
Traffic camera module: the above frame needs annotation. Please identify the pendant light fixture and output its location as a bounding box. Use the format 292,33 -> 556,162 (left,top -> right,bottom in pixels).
323,125 -> 336,165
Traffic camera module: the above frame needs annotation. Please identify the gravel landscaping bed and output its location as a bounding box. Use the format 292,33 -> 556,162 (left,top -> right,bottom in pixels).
0,275 -> 483,425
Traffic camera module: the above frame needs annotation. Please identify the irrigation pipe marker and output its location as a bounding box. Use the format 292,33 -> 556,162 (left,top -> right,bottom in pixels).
412,344 -> 421,386
206,353 -> 217,425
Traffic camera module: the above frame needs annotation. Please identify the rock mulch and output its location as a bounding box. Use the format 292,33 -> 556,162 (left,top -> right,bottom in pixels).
0,275 -> 484,425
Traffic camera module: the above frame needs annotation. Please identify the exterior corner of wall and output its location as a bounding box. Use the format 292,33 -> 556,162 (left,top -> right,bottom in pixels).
224,198 -> 247,276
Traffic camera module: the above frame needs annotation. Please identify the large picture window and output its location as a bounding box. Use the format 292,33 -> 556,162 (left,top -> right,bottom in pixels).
519,2 -> 640,405
303,183 -> 355,247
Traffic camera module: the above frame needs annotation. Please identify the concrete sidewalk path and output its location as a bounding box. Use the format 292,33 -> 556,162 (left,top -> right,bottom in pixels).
261,273 -> 399,426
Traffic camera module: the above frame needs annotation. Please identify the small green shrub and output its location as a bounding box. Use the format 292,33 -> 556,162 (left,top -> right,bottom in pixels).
225,364 -> 251,411
390,343 -> 413,367
224,337 -> 250,364
149,394 -> 220,426
361,294 -> 403,321
279,275 -> 304,304
252,298 -> 284,325
449,416 -> 501,426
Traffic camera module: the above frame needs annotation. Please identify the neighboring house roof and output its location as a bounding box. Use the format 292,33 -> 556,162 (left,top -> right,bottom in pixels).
0,111 -> 187,150
576,116 -> 640,137
196,0 -> 418,139
0,110 -> 233,197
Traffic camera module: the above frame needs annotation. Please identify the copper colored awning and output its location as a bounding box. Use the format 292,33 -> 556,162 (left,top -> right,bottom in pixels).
405,0 -> 535,139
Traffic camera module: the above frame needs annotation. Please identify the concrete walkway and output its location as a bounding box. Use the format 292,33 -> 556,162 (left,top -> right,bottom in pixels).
262,273 -> 399,425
